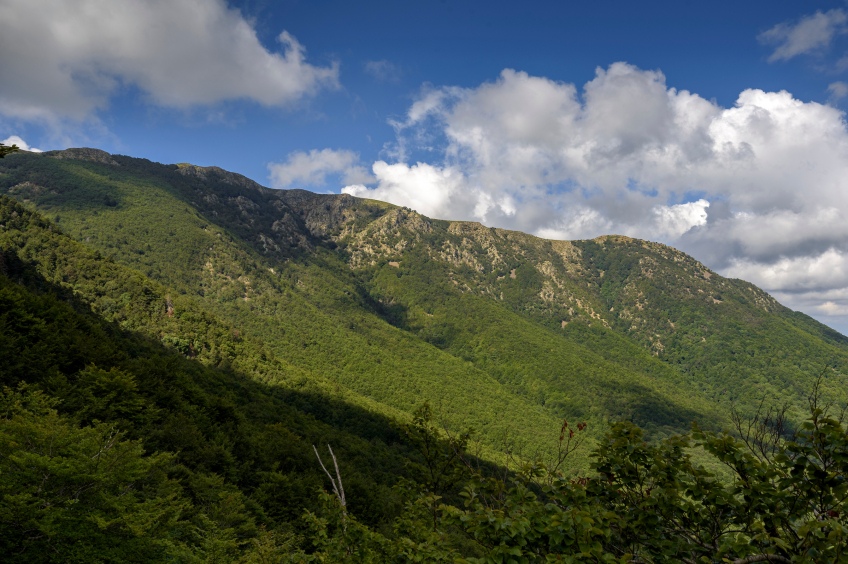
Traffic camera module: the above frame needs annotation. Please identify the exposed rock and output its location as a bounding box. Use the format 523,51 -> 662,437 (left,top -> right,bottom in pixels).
47,148 -> 119,166
176,163 -> 266,192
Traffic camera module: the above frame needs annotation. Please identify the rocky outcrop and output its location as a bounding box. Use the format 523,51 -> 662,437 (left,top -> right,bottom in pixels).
47,148 -> 120,166
175,163 -> 266,192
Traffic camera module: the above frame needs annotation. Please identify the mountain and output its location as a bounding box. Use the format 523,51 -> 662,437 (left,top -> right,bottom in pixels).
2,148 -> 847,450
0,198 -> 429,560
3,148 -> 848,560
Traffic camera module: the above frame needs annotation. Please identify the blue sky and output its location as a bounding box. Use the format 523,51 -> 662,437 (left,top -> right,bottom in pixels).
3,0 -> 848,333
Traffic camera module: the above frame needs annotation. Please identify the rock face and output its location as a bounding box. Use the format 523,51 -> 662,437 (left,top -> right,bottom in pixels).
47,148 -> 120,166
175,163 -> 265,192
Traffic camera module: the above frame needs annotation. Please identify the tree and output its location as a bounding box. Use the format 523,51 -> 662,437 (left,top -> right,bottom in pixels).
0,385 -> 193,562
442,387 -> 848,563
0,143 -> 19,158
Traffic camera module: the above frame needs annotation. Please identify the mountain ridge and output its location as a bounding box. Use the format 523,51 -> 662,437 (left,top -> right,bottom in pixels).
2,148 -> 847,456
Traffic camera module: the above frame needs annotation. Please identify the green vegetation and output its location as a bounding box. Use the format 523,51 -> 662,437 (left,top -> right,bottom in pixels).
3,259 -> 846,561
2,148 -> 848,560
574,236 -> 848,412
3,147 -> 848,448
0,221 -> 426,560
0,143 -> 18,159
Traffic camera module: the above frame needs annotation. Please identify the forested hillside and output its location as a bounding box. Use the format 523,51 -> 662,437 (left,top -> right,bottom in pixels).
2,149 -> 846,435
2,148 -> 848,561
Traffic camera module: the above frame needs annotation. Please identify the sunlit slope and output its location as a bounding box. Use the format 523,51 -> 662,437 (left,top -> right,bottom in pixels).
572,236 -> 848,408
0,200 -> 463,534
0,153 -> 568,459
3,148 -> 847,445
294,198 -> 848,419
0,151 -> 722,437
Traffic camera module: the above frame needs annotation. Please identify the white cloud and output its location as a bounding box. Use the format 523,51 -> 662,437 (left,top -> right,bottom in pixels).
653,200 -> 709,239
817,299 -> 848,316
535,207 -> 612,242
726,248 -> 848,335
773,287 -> 848,335
1,135 -> 42,152
0,0 -> 338,124
724,248 -> 848,293
343,63 -> 848,332
759,9 -> 848,62
342,161 -> 472,220
268,149 -> 373,189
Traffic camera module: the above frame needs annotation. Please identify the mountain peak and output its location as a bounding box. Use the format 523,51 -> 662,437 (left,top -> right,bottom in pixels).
46,147 -> 119,166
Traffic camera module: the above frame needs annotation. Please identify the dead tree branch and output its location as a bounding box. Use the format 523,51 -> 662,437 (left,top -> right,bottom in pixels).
313,444 -> 346,516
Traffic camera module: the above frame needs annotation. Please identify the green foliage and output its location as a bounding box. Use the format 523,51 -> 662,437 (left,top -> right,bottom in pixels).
0,156 -> 568,463
4,149 -> 848,560
0,385 -> 191,562
4,149 -> 848,460
402,403 -> 471,498
0,203 -> 450,558
0,143 -> 18,159
574,236 -> 848,413
424,393 -> 848,562
273,394 -> 848,562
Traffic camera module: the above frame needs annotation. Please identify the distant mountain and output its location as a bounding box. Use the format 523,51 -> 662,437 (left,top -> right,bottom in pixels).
2,147 -> 847,459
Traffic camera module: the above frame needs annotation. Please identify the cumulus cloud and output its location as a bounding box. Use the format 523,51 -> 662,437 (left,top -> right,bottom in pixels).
268,149 -> 373,189
340,63 -> 848,332
653,200 -> 710,239
818,300 -> 848,316
726,249 -> 848,333
759,9 -> 848,61
343,161 -> 475,220
1,135 -> 42,152
0,0 -> 338,124
724,249 -> 848,293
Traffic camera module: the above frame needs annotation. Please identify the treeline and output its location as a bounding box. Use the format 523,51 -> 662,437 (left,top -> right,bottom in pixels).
298,396 -> 848,563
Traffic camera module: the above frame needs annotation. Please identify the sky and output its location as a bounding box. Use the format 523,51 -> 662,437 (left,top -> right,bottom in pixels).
3,1 -> 848,334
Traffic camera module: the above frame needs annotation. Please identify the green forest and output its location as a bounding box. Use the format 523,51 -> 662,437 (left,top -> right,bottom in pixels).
2,148 -> 848,562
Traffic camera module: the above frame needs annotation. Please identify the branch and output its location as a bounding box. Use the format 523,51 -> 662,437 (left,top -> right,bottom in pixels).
313,444 -> 346,513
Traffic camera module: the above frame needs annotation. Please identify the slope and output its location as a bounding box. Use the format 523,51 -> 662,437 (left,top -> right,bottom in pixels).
2,148 -> 847,452
0,154 -> 567,462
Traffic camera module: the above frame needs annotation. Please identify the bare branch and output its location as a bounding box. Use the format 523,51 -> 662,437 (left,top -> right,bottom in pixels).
313,444 -> 346,514
328,444 -> 345,508
731,399 -> 790,463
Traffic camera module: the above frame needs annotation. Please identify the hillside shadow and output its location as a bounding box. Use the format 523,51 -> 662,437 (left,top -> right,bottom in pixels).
0,250 -> 501,524
596,379 -> 715,432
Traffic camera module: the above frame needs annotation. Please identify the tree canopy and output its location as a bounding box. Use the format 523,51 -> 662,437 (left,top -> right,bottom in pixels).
0,143 -> 19,158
